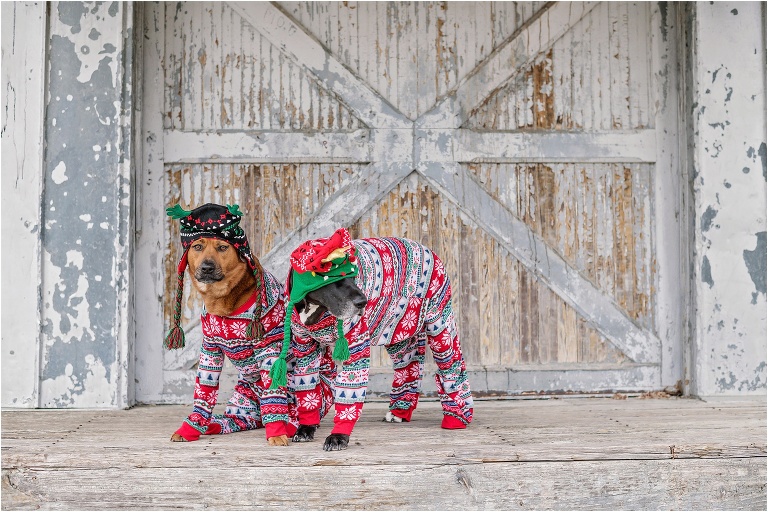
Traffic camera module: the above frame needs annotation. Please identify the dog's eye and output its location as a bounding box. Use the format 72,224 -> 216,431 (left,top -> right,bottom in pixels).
192,244 -> 203,251
217,245 -> 228,252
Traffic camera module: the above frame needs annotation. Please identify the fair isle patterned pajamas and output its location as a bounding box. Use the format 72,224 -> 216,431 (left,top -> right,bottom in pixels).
175,272 -> 333,441
291,237 -> 474,436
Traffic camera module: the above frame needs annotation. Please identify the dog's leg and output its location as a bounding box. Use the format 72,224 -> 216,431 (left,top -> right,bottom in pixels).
170,433 -> 188,442
383,335 -> 425,423
422,264 -> 474,429
292,424 -> 318,442
323,433 -> 350,451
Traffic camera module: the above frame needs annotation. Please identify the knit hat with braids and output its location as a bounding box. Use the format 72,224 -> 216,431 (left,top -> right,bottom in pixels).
269,228 -> 359,389
164,203 -> 264,350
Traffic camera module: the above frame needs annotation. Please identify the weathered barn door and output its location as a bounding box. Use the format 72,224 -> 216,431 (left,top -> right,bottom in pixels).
135,2 -> 683,402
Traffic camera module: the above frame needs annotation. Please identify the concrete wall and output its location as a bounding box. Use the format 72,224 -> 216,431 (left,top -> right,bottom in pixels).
2,1 -> 136,408
689,2 -> 767,396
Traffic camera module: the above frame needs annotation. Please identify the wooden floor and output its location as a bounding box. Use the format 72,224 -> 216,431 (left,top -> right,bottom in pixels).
2,397 -> 766,510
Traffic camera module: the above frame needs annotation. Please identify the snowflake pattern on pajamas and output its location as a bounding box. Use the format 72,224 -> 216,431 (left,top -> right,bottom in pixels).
290,237 -> 473,436
176,271 -> 303,442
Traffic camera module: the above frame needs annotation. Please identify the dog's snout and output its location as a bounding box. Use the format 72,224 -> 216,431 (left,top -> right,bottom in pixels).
199,259 -> 216,274
194,258 -> 224,283
352,292 -> 368,310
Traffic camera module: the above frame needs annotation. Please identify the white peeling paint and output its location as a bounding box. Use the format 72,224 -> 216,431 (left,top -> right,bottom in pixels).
65,250 -> 83,270
691,2 -> 767,396
51,161 -> 68,184
1,1 -> 46,407
40,354 -> 116,407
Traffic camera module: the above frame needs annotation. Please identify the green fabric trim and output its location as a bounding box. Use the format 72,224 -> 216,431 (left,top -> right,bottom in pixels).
166,204 -> 191,219
227,204 -> 244,217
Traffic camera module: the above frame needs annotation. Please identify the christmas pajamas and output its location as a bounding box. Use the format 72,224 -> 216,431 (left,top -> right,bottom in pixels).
174,272 -> 313,441
290,237 -> 474,436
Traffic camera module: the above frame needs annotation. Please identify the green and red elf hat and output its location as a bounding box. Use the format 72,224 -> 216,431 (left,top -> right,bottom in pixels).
269,228 -> 359,389
164,203 -> 264,350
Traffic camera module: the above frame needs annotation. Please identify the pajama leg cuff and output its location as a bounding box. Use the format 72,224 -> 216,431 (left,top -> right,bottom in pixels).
264,421 -> 288,439
299,409 -> 321,426
175,421 -> 204,441
391,408 -> 414,422
441,408 -> 473,429
202,423 -> 222,436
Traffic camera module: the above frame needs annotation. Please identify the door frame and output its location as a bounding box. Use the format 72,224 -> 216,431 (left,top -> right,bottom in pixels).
133,1 -> 688,403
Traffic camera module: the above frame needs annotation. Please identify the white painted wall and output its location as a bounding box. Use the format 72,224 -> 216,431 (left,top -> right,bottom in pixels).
691,2 -> 767,396
1,2 -> 47,407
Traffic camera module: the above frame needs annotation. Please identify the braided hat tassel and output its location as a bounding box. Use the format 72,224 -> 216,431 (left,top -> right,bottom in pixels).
164,270 -> 186,349
269,300 -> 293,389
246,263 -> 265,342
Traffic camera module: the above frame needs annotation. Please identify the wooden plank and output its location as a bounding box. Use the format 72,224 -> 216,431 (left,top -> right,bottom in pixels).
3,459 -> 764,511
162,129 -> 371,163
165,2 -> 181,130
418,129 -> 658,164
629,2 -> 652,129
418,2 -> 599,129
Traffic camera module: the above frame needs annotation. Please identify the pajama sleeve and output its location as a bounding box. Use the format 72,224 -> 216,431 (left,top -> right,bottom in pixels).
175,338 -> 224,441
254,320 -> 294,439
292,333 -> 325,427
330,327 -> 371,436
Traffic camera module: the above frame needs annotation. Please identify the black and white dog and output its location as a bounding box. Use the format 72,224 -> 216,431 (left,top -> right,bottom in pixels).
287,234 -> 474,451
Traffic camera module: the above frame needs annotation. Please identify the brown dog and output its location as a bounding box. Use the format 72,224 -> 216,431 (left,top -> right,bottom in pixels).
165,203 -> 295,446
170,238 -> 289,446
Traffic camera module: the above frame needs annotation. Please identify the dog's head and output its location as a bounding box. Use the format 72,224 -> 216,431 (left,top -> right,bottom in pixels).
296,277 -> 368,324
167,203 -> 262,321
186,237 -> 255,299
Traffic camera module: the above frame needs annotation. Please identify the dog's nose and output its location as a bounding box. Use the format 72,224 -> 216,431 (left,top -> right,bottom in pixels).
352,293 -> 368,310
199,259 -> 217,274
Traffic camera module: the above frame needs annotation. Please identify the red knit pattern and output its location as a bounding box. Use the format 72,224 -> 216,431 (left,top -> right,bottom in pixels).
290,228 -> 353,273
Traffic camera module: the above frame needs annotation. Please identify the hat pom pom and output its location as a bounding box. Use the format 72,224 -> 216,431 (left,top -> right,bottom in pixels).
227,204 -> 244,217
332,320 -> 350,362
164,325 -> 186,350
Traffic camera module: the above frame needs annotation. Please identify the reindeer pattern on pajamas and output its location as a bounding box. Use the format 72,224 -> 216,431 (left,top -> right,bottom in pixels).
291,238 -> 474,436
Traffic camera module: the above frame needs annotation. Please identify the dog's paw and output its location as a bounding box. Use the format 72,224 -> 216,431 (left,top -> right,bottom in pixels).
323,433 -> 350,451
267,435 -> 290,446
170,433 -> 188,442
292,424 -> 318,442
383,411 -> 404,423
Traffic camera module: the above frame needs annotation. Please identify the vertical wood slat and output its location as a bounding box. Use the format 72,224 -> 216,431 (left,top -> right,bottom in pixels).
164,2 -> 361,132
467,2 -> 651,132
628,2 -> 651,129
165,3 -> 179,130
